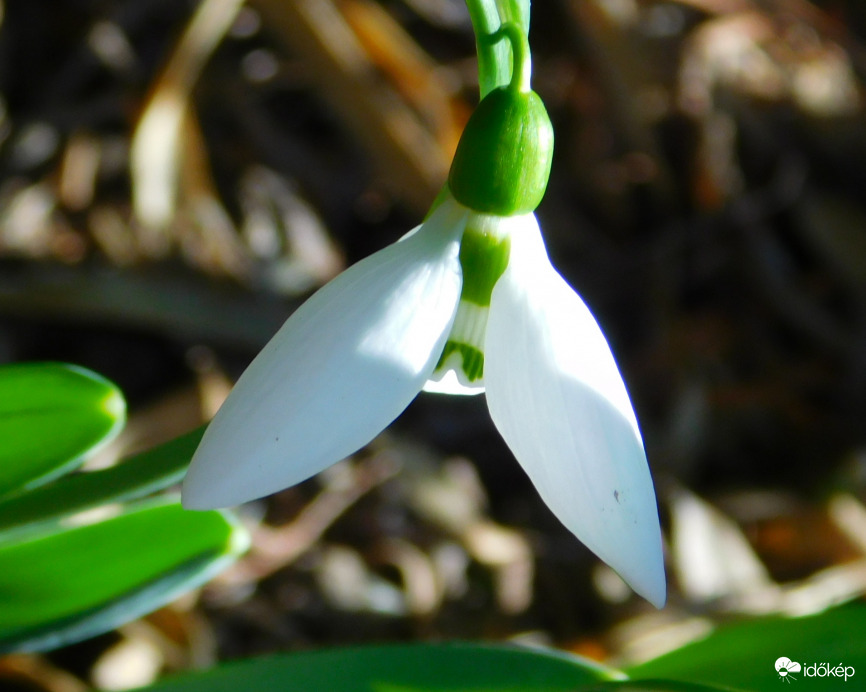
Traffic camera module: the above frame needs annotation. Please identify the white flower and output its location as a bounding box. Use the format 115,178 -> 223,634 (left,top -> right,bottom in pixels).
182,194 -> 666,607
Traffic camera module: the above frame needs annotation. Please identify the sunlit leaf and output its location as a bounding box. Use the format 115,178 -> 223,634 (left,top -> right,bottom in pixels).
0,362 -> 126,499
0,498 -> 247,653
627,603 -> 866,691
578,680 -> 736,691
0,427 -> 204,540
136,642 -> 617,692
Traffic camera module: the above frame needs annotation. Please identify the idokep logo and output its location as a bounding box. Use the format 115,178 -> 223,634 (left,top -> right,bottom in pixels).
774,657 -> 856,683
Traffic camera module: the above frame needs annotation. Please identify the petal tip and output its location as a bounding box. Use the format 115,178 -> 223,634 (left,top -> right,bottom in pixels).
181,444 -> 256,510
180,476 -> 253,510
180,470 -> 229,511
611,531 -> 666,608
636,564 -> 667,609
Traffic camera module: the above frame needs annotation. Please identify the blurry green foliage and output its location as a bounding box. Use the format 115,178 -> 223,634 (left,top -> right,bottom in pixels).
0,362 -> 247,654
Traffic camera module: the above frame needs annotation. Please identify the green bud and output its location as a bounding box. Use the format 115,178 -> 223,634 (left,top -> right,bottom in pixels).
448,87 -> 554,216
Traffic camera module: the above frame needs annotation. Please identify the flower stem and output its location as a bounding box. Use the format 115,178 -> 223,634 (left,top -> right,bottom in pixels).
485,23 -> 531,93
464,0 -> 531,97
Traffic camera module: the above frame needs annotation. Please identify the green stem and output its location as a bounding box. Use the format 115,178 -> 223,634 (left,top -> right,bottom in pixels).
486,23 -> 531,92
496,0 -> 530,33
464,0 -> 504,97
464,0 -> 531,97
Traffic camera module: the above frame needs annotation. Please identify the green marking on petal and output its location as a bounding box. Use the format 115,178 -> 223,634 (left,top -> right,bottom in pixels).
458,217 -> 510,307
436,342 -> 485,382
428,213 -> 523,390
429,300 -> 490,387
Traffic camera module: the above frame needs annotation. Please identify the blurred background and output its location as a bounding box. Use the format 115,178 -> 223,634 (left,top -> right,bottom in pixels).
2,0 -> 866,689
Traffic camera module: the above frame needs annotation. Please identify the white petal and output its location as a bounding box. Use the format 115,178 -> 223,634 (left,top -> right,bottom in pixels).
484,215 -> 666,607
183,199 -> 467,509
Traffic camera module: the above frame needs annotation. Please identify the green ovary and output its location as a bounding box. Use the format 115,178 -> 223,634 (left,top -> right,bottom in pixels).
448,87 -> 554,216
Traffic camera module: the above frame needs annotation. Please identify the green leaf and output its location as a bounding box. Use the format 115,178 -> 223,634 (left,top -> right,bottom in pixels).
0,498 -> 247,653
137,643 -> 617,692
579,680 -> 738,692
0,427 -> 204,540
0,362 -> 126,498
627,603 -> 866,691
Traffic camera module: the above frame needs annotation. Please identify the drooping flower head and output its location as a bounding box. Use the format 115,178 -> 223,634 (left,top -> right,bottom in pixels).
182,10 -> 666,607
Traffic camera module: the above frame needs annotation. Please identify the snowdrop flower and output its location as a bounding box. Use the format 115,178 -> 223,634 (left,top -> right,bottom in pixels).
183,30 -> 665,606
